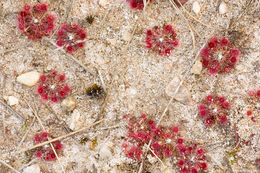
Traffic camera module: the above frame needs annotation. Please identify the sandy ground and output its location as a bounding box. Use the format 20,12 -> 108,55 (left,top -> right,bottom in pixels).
0,0 -> 259,173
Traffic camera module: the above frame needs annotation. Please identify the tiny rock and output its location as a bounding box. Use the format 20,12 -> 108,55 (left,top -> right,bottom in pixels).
192,1 -> 200,14
122,30 -> 132,42
61,97 -> 76,112
23,164 -> 40,173
219,2 -> 228,14
99,144 -> 112,160
147,154 -> 157,164
191,60 -> 202,74
165,77 -> 194,105
69,109 -> 85,131
99,0 -> 109,7
109,38 -> 117,46
17,71 -> 40,87
126,87 -> 137,97
8,96 -> 19,106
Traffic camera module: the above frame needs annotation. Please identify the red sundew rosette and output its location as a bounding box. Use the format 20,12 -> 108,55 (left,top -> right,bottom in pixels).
17,3 -> 56,40
200,36 -> 240,75
33,132 -> 64,161
56,23 -> 86,54
122,113 -> 184,161
198,94 -> 230,126
126,0 -> 153,10
37,71 -> 71,103
145,24 -> 179,56
176,143 -> 208,173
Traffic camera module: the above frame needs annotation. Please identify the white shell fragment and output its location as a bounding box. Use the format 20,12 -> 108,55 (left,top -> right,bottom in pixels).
17,71 -> 40,87
8,96 -> 19,106
192,1 -> 201,14
219,2 -> 228,14
165,77 -> 194,105
191,60 -> 202,74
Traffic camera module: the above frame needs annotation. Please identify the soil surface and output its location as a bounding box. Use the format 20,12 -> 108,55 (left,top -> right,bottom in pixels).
0,0 -> 259,173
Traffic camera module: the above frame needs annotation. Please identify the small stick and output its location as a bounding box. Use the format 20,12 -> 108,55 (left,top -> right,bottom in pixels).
0,99 -> 24,121
169,0 -> 196,52
25,101 -> 67,173
18,159 -> 36,171
66,0 -> 74,21
0,158 -> 21,173
138,40 -> 210,173
157,41 -> 208,125
147,146 -> 167,168
0,73 -> 6,93
175,0 -> 213,29
44,104 -> 72,133
46,38 -> 95,76
18,118 -> 104,154
233,123 -> 240,149
17,116 -> 36,149
97,70 -> 107,93
2,112 -> 5,134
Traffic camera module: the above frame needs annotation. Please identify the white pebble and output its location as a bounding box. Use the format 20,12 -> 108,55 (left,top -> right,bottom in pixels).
99,144 -> 112,160
219,2 -> 228,14
126,87 -> 137,97
192,1 -> 200,14
23,164 -> 40,173
8,96 -> 19,106
122,30 -> 132,42
69,109 -> 85,131
99,0 -> 109,7
165,77 -> 194,105
191,60 -> 202,74
17,71 -> 40,87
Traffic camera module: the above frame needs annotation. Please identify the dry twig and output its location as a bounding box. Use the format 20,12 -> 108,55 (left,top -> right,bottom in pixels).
137,39 -> 210,173
147,146 -> 167,168
18,118 -> 104,154
66,0 -> 74,21
45,38 -> 95,76
17,116 -> 36,149
0,99 -> 25,121
24,101 -> 67,173
169,0 -> 196,52
0,158 -> 21,173
175,0 -> 213,29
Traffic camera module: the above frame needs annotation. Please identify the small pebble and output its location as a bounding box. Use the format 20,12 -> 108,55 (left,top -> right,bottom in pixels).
122,30 -> 132,42
8,96 -> 18,106
126,87 -> 137,97
165,77 -> 194,105
61,96 -> 77,112
99,144 -> 112,160
69,109 -> 85,131
99,0 -> 109,7
17,71 -> 40,87
23,164 -> 40,173
191,60 -> 202,74
192,1 -> 200,14
219,2 -> 228,14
